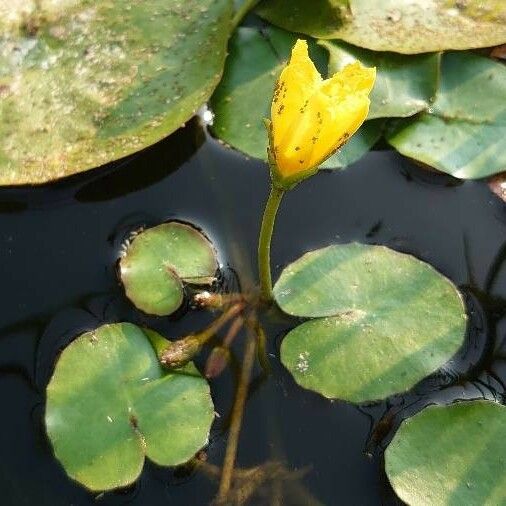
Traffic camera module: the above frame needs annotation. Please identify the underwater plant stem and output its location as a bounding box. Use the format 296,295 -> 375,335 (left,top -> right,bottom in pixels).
258,185 -> 285,302
231,0 -> 261,31
157,302 -> 245,369
255,321 -> 271,375
217,332 -> 257,501
197,302 -> 245,342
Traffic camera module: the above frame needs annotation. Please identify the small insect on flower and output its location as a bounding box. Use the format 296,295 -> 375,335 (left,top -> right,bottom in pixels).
266,39 -> 376,189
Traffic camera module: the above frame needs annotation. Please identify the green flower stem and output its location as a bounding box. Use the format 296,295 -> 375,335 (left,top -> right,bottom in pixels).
231,0 -> 261,31
258,184 -> 285,302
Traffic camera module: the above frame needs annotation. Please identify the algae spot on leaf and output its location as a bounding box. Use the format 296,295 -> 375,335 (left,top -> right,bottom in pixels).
119,222 -> 218,316
45,323 -> 215,492
274,243 -> 467,403
385,400 -> 506,505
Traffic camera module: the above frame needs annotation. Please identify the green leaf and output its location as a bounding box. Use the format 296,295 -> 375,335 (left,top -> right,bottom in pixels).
256,0 -> 350,39
385,400 -> 506,505
119,222 -> 218,316
387,52 -> 506,180
0,0 -> 233,185
320,41 -> 440,119
257,0 -> 506,54
46,323 -> 214,491
210,26 -> 378,169
275,243 -> 467,402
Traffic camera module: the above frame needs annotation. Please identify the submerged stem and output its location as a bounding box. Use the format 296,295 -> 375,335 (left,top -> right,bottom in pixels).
258,185 -> 285,302
217,331 -> 257,501
196,302 -> 245,342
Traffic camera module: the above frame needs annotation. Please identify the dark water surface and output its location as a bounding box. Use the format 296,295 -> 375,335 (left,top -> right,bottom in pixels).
1,121 -> 506,505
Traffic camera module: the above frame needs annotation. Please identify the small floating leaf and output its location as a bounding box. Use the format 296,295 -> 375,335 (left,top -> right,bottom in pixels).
46,323 -> 215,491
119,222 -> 218,316
321,41 -> 440,119
0,0 -> 233,185
257,0 -> 506,54
275,243 -> 467,402
385,400 -> 506,505
387,52 -> 506,179
210,26 -> 380,169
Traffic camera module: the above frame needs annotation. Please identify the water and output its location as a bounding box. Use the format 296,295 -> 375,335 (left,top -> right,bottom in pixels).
1,120 -> 506,505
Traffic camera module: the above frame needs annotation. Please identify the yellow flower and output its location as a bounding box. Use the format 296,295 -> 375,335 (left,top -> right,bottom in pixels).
267,39 -> 376,188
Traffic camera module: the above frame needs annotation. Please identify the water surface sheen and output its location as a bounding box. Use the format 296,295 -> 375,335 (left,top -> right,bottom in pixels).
1,122 -> 506,505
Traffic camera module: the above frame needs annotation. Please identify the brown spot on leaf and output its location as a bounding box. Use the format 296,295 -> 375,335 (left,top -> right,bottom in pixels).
488,172 -> 506,202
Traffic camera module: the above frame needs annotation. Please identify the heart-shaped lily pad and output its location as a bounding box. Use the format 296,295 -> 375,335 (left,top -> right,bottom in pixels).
387,52 -> 506,180
320,41 -> 440,119
275,243 -> 467,402
0,0 -> 232,185
45,323 -> 214,491
386,400 -> 506,505
257,0 -> 506,54
210,26 -> 382,169
119,222 -> 218,316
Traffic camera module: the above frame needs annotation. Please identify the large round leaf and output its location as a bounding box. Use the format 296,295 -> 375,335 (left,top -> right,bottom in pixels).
275,243 -> 467,402
387,52 -> 506,180
386,400 -> 506,505
321,41 -> 440,119
0,0 -> 232,185
257,0 -> 506,54
46,323 -> 215,491
210,26 -> 382,170
119,222 -> 218,316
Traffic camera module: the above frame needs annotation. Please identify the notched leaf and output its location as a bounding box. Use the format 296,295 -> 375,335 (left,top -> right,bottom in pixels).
45,323 -> 215,491
275,243 -> 467,402
119,221 -> 219,316
0,0 -> 233,185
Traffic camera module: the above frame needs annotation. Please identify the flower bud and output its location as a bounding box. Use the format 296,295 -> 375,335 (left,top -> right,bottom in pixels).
204,346 -> 231,378
159,335 -> 202,369
268,39 -> 376,189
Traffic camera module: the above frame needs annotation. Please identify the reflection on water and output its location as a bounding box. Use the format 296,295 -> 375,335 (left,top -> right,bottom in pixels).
1,122 -> 506,505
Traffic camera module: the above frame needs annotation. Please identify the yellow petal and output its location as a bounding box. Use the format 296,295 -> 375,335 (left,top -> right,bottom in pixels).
321,62 -> 376,99
269,41 -> 376,185
307,93 -> 370,168
271,40 -> 321,153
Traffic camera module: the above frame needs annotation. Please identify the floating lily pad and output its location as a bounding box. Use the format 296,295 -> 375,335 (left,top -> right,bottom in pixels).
119,222 -> 218,316
275,243 -> 467,402
46,323 -> 214,491
257,0 -> 506,54
0,0 -> 233,185
387,52 -> 506,180
385,400 -> 506,505
210,26 -> 379,169
320,41 -> 440,119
